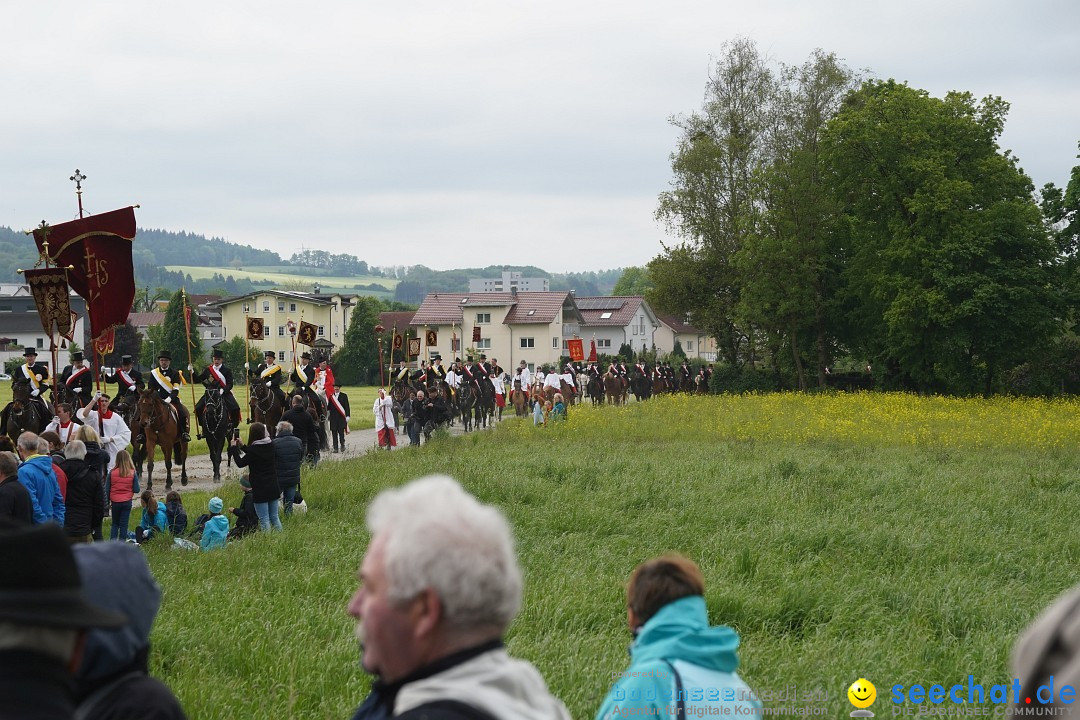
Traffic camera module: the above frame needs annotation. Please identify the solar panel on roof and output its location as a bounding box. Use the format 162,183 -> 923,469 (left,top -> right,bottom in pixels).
576,298 -> 625,310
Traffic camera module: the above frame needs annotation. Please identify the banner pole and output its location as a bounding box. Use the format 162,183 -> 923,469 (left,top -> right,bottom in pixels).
245,314 -> 251,417
182,288 -> 196,407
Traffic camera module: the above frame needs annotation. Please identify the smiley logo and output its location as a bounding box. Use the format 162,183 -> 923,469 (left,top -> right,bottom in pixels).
848,678 -> 877,709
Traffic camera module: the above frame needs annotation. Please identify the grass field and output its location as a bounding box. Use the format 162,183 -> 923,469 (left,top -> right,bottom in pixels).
127,392 -> 1080,719
164,265 -> 397,295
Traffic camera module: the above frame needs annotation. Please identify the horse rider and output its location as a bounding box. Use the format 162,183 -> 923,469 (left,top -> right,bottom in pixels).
478,354 -> 492,377
103,354 -> 143,409
315,356 -> 335,399
444,359 -> 460,398
252,349 -> 287,409
60,351 -> 93,408
290,351 -> 325,421
430,355 -> 447,383
394,360 -> 410,386
679,360 -> 692,387
190,349 -> 242,434
148,350 -> 191,443
517,360 -> 532,399
1,347 -> 52,432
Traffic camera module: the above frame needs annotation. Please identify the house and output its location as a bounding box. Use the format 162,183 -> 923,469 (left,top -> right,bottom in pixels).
574,296 -> 660,357
655,314 -> 717,360
0,284 -> 88,370
410,290 -> 582,370
209,289 -> 356,363
468,271 -> 549,293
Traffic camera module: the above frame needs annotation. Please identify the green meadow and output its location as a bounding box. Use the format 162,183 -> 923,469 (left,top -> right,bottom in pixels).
164,265 -> 396,296
123,394 -> 1080,718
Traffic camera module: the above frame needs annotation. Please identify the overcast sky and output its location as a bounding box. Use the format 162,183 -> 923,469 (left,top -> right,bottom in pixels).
2,1 -> 1077,273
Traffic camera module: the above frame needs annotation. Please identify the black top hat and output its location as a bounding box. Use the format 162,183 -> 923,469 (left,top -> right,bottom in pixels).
212,349 -> 224,359
71,351 -> 84,362
0,522 -> 127,629
264,349 -> 276,358
479,354 -> 487,360
432,355 -> 442,361
157,350 -> 172,360
300,352 -> 312,360
121,355 -> 133,364
455,358 -> 461,363
23,347 -> 37,356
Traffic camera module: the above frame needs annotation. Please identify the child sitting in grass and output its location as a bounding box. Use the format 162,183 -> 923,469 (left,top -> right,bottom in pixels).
533,398 -> 544,426
543,401 -> 553,425
135,490 -> 166,543
551,393 -> 567,422
200,496 -> 230,552
165,490 -> 188,536
228,476 -> 258,539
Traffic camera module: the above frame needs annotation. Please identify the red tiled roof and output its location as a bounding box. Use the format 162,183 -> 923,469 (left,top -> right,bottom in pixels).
657,313 -> 702,334
502,292 -> 571,324
411,293 -> 515,325
379,311 -> 415,330
127,312 -> 166,327
576,296 -> 644,327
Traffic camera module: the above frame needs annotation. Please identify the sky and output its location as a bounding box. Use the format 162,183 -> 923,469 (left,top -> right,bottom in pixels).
2,1 -> 1078,273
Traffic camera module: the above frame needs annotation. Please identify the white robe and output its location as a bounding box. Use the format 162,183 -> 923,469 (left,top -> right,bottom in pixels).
45,419 -> 80,445
75,407 -> 132,471
373,396 -> 394,432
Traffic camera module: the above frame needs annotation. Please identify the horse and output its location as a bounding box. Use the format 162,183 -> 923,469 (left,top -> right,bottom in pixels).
631,369 -> 652,402
135,388 -> 188,490
457,379 -> 476,432
5,379 -> 49,441
511,379 -> 529,417
198,387 -> 233,483
475,378 -> 496,429
586,374 -> 604,406
249,382 -> 284,439
603,372 -> 624,406
652,373 -> 668,396
53,383 -> 88,412
679,373 -> 695,394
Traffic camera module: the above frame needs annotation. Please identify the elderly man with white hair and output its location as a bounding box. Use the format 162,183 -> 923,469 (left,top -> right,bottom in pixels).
347,475 -> 570,720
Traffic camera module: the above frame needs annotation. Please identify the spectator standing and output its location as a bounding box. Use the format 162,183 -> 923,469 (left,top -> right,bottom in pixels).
229,422 -> 281,531
273,420 -> 304,515
60,440 -> 105,543
0,451 -> 32,524
40,430 -> 70,500
16,431 -> 65,525
281,395 -> 319,466
106,449 -> 139,541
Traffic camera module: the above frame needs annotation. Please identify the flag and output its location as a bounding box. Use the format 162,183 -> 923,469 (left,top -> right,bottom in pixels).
246,317 -> 264,340
33,207 -> 136,339
472,326 -> 481,343
426,329 -> 437,346
297,320 -> 318,346
93,328 -> 115,356
62,312 -> 79,343
567,338 -> 584,362
408,337 -> 420,358
24,268 -> 73,338
588,339 -> 597,362
452,331 -> 459,353
392,330 -> 403,351
183,302 -> 193,347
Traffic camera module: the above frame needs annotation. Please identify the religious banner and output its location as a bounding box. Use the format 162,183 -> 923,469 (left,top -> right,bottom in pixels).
297,320 -> 318,347
408,337 -> 420,358
426,329 -> 437,346
93,328 -> 116,356
33,207 -> 136,339
62,311 -> 79,343
392,330 -> 403,351
24,268 -> 73,338
246,317 -> 265,340
567,338 -> 584,362
588,338 -> 598,363
472,326 -> 481,343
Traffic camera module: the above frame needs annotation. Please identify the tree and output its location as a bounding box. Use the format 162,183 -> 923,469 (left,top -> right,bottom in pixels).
160,291 -> 205,368
612,267 -> 654,296
332,296 -> 385,385
102,321 -> 142,368
217,335 -> 261,377
671,339 -> 686,359
139,324 -> 166,368
822,81 -> 1060,395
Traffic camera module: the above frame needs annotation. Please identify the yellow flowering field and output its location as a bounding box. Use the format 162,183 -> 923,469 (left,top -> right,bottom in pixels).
534,392 -> 1080,452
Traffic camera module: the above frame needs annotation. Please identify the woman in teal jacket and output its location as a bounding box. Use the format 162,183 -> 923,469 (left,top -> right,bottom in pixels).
135,490 -> 166,543
596,555 -> 762,720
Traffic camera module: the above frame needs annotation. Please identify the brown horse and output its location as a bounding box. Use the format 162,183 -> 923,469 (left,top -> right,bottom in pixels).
559,380 -> 577,406
603,372 -> 624,406
249,382 -> 284,439
5,379 -> 49,441
135,389 -> 188,490
511,379 -> 528,417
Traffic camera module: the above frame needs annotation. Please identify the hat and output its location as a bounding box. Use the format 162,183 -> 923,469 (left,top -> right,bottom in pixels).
239,476 -> 252,490
23,347 -> 37,356
157,350 -> 172,360
264,350 -> 276,358
0,522 -> 127,629
71,351 -> 84,362
479,354 -> 487,360
455,358 -> 461,363
432,354 -> 442,361
212,349 -> 224,359
208,497 -> 223,513
300,352 -> 312,360
121,355 -> 133,364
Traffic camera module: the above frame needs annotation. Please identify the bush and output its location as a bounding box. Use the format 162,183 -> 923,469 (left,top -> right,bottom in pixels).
709,364 -> 780,394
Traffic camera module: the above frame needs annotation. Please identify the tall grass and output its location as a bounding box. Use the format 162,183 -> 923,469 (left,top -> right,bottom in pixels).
143,394 -> 1080,718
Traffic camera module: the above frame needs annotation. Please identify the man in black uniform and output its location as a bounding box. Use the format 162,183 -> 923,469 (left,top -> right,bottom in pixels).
190,349 -> 242,436
679,360 -> 692,389
1,347 -> 52,432
147,350 -> 190,442
251,350 -> 287,409
60,351 -> 93,409
103,354 -> 143,410
290,352 -> 325,422
282,394 -> 319,465
327,386 -> 350,453
430,355 -> 447,383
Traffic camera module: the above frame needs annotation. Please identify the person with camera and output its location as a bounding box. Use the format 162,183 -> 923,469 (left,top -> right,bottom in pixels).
228,422 -> 281,532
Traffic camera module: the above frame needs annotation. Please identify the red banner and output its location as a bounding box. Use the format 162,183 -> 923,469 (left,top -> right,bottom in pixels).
94,328 -> 116,356
588,339 -> 597,362
24,268 -> 73,338
33,207 -> 136,339
567,338 -> 584,362
472,326 -> 481,343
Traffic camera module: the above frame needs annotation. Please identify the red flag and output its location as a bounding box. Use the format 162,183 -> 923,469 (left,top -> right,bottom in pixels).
567,338 -> 584,362
588,339 -> 597,362
184,303 -> 192,336
472,326 -> 481,343
33,207 -> 136,339
94,328 -> 116,356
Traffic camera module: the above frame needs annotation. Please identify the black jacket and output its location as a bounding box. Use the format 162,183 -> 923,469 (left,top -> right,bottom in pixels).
0,473 -> 32,523
229,441 -> 279,503
272,432 -> 304,488
281,407 -> 318,454
0,649 -> 78,720
60,457 -> 105,538
229,493 -> 258,536
328,391 -> 350,430
191,363 -> 235,394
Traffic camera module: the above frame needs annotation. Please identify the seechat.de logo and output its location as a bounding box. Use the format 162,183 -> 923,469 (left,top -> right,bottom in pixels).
850,678 -> 878,717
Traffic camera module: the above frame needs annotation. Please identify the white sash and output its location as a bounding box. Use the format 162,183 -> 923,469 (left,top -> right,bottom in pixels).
260,364 -> 280,380
117,369 -> 136,389
151,368 -> 175,394
208,364 -> 227,387
21,364 -> 40,389
66,365 -> 90,386
330,393 -> 347,418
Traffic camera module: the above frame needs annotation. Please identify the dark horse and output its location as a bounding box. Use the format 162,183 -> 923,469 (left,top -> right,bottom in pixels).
586,374 -> 604,406
135,389 -> 188,490
53,383 -> 89,412
249,382 -> 284,439
457,379 -> 477,432
5,380 -> 49,441
198,387 -> 233,483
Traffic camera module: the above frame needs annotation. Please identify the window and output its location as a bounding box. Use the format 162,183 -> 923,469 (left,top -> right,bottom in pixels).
600,312 -> 612,320
318,325 -> 325,337
632,325 -> 638,335
37,338 -> 45,349
687,340 -> 694,351
278,302 -> 285,312
290,303 -> 297,312
476,313 -> 490,324
476,338 -> 491,349
279,326 -> 285,336
597,339 -> 611,349
264,326 -> 270,338
277,351 -> 286,361
243,303 -> 250,313
552,337 -> 559,348
263,301 -> 270,312
520,338 -> 535,348
0,304 -> 11,312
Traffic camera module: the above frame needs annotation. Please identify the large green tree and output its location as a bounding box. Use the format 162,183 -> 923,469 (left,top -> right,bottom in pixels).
822,80 -> 1060,395
612,266 -> 654,296
332,296 -> 385,385
217,335 -> 262,378
160,290 -> 205,369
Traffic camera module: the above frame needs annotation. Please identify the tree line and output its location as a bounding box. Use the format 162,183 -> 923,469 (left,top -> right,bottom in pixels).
645,38 -> 1079,397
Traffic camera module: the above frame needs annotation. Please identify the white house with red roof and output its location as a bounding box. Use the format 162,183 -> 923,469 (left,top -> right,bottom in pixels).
655,314 -> 717,360
573,296 -> 660,357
